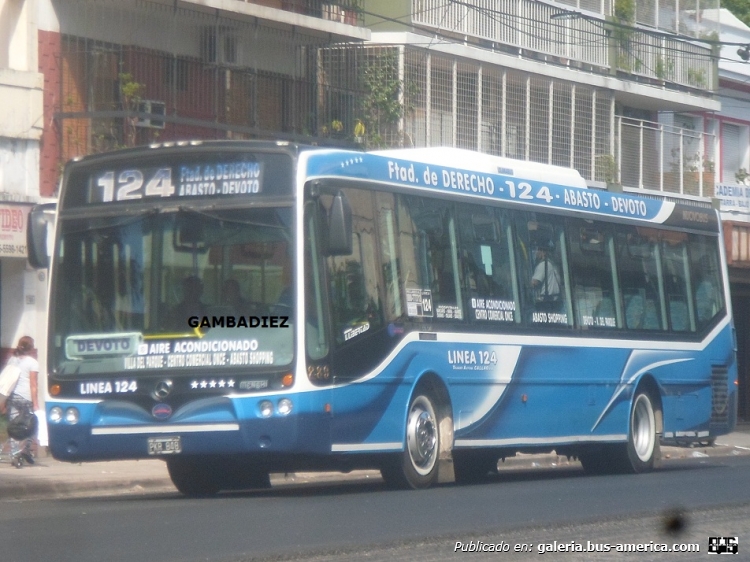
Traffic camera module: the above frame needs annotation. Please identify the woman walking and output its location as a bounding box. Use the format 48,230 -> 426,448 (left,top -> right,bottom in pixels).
5,336 -> 39,467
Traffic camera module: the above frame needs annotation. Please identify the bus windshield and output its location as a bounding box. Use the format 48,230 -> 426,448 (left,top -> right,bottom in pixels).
51,206 -> 294,376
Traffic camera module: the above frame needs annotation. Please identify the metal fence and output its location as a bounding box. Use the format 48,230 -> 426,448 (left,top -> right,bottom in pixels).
618,116 -> 716,197
321,43 -> 715,197
55,0 -> 364,162
334,45 -> 617,182
411,0 -> 717,92
54,0 -> 717,200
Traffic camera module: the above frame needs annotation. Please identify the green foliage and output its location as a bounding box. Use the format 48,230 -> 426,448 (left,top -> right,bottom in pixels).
357,50 -> 418,149
118,72 -> 147,148
687,67 -> 707,88
614,0 -> 636,24
595,154 -> 618,184
119,72 -> 145,109
655,56 -> 675,80
611,0 -> 637,72
722,0 -> 750,27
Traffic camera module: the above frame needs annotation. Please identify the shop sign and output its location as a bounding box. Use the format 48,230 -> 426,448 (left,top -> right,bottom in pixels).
0,205 -> 29,258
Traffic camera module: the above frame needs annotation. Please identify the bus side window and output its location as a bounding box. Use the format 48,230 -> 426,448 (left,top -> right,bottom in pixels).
616,228 -> 666,332
456,204 -> 518,325
514,216 -> 572,327
567,221 -> 618,329
397,195 -> 463,322
325,188 -> 384,345
661,237 -> 695,332
304,202 -> 329,361
690,234 -> 725,331
376,192 -> 403,321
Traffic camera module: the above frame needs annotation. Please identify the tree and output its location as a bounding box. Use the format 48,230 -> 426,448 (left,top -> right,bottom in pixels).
723,0 -> 750,27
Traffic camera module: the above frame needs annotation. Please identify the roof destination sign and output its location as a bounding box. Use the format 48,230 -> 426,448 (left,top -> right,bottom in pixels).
305,152 -> 713,228
87,161 -> 264,204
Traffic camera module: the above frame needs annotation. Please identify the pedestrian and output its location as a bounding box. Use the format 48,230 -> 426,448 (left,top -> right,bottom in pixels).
4,336 -> 39,467
531,242 -> 562,312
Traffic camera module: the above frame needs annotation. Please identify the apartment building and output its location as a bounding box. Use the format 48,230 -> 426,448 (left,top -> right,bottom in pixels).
36,0 -> 370,198
702,8 -> 750,420
0,0 -> 47,367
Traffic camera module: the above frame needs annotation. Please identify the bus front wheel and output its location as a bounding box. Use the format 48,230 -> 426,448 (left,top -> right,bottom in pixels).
167,457 -> 221,496
381,393 -> 440,489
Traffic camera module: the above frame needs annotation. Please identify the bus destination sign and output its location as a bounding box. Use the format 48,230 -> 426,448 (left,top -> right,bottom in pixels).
88,161 -> 264,204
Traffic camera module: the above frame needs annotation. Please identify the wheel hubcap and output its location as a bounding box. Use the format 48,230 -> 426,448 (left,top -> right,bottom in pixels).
632,394 -> 655,462
407,399 -> 437,475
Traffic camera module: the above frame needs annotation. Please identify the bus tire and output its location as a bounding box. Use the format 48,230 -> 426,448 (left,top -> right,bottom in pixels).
624,389 -> 659,473
381,393 -> 440,489
580,390 -> 660,475
167,457 -> 221,497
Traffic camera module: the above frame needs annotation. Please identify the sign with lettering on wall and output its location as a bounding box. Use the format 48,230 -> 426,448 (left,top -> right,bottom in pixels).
0,205 -> 30,258
715,183 -> 750,213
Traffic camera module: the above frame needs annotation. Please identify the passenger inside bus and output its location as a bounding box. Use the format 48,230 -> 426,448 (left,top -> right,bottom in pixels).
222,278 -> 254,315
531,242 -> 562,312
169,275 -> 207,330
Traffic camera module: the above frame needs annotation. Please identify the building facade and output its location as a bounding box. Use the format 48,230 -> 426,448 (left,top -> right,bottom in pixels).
702,9 -> 750,421
0,0 -> 48,372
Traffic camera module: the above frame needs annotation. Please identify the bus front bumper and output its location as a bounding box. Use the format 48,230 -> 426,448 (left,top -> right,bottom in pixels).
45,395 -> 331,462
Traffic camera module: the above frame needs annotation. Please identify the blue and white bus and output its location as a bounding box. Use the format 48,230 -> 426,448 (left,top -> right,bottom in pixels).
27,141 -> 737,494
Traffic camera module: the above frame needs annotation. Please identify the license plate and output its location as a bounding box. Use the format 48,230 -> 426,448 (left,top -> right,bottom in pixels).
147,436 -> 182,456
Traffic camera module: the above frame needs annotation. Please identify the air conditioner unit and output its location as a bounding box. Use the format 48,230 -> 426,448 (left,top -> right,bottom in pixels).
136,100 -> 166,129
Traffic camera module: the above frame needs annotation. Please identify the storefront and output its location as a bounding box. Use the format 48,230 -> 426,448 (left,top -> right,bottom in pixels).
0,203 -> 48,372
717,183 -> 750,422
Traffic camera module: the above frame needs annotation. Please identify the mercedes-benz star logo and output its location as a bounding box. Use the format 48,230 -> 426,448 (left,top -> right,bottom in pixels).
153,379 -> 173,401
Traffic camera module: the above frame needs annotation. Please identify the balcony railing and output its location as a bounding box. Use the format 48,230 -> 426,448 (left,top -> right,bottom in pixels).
617,116 -> 716,198
237,0 -> 363,26
412,0 -> 715,92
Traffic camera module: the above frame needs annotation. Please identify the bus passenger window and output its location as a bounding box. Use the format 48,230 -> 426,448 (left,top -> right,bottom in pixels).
690,235 -> 724,331
376,192 -> 403,322
397,196 -> 463,322
661,236 -> 695,332
456,205 -> 517,325
616,228 -> 666,332
567,222 -> 618,329
325,189 -> 384,345
514,217 -> 572,327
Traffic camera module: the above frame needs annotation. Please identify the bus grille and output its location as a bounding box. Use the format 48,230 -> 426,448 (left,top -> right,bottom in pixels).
711,367 -> 729,424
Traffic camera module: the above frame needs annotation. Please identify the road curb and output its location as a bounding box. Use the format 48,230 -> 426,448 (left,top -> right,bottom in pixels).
1,444 -> 748,500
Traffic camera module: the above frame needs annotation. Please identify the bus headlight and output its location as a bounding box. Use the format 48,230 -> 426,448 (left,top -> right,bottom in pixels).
49,407 -> 63,423
277,398 -> 293,416
64,407 -> 80,424
259,400 -> 274,418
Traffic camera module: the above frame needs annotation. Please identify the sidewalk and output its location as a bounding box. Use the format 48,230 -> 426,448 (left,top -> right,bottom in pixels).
1,426 -> 749,501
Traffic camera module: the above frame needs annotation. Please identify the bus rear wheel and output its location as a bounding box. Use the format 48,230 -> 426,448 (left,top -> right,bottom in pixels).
579,389 -> 659,475
624,390 -> 659,473
381,393 -> 440,489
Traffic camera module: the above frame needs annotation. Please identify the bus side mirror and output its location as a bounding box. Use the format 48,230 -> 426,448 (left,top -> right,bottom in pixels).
327,190 -> 352,256
27,203 -> 57,269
